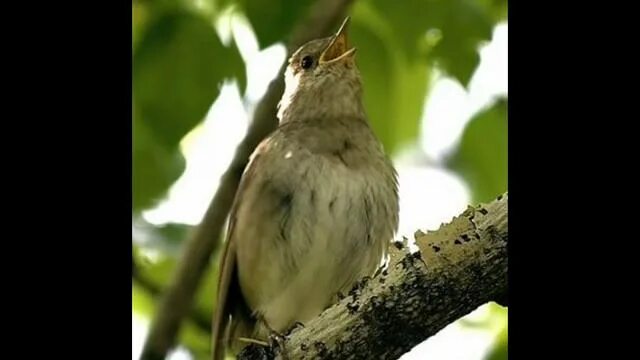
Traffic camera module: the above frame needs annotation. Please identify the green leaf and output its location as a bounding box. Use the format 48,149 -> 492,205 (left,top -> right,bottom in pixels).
369,0 -> 494,87
429,0 -> 493,86
192,259 -> 221,324
349,20 -> 394,153
393,60 -> 430,151
180,319 -> 212,360
133,251 -> 217,358
476,0 -> 508,22
228,38 -> 248,94
349,5 -> 431,154
367,0 -> 431,59
133,243 -> 214,358
239,0 -> 315,49
158,222 -> 193,246
484,324 -> 508,360
134,246 -> 179,287
133,10 -> 247,210
134,11 -> 225,148
133,218 -> 194,254
133,114 -> 186,212
133,282 -> 157,318
447,98 -> 507,204
133,2 -> 150,51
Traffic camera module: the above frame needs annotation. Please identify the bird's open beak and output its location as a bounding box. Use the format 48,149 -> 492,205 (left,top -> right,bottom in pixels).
319,17 -> 356,64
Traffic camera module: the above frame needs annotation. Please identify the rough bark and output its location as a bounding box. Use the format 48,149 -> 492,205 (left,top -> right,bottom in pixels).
237,193 -> 508,360
140,0 -> 357,359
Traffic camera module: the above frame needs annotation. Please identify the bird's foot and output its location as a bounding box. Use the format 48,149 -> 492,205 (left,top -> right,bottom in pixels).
268,331 -> 287,359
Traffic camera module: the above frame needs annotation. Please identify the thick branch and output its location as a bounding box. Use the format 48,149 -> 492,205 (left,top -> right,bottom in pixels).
238,193 -> 508,360
140,1 -> 356,359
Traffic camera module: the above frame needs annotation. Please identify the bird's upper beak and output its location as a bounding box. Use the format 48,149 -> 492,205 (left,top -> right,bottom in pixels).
319,17 -> 356,64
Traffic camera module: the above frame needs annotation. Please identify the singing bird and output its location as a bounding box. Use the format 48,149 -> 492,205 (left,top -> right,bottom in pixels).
211,17 -> 399,359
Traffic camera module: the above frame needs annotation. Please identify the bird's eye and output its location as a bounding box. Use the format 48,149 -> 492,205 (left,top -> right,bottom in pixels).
300,56 -> 314,70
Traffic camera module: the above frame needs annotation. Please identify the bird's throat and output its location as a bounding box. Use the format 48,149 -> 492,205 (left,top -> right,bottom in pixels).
277,69 -> 365,123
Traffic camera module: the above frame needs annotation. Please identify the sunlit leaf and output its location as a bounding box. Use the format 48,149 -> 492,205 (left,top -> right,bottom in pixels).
447,98 -> 507,203
484,324 -> 508,360
133,282 -> 157,318
133,2 -> 150,51
459,303 -> 507,329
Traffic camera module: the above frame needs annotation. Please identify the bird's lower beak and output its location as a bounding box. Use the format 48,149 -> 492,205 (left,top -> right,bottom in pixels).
319,17 -> 356,64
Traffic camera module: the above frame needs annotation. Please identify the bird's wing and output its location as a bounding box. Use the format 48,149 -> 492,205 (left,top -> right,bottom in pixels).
211,138 -> 271,360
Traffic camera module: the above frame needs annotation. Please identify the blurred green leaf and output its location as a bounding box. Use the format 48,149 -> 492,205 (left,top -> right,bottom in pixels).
133,278 -> 211,359
393,60 -> 430,151
349,20 -> 394,153
133,9 -> 247,210
132,225 -> 218,315
459,303 -> 507,329
367,0 -> 431,59
350,5 -> 431,155
239,0 -> 315,49
429,0 -> 493,86
133,2 -> 149,51
484,324 -> 508,360
133,218 -> 194,254
134,10 -> 224,147
179,317 -> 212,360
133,114 -> 186,211
134,246 -> 179,286
133,243 -> 215,357
157,222 -> 193,246
133,281 -> 157,318
447,98 -> 507,204
193,258 -> 221,323
477,0 -> 508,22
228,38 -> 248,94
369,0 -> 494,86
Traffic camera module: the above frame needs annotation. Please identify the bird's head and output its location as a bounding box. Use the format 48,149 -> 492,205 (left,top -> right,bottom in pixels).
278,17 -> 365,122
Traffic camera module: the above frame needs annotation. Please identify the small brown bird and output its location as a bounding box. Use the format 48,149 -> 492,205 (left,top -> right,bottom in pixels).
211,17 -> 399,359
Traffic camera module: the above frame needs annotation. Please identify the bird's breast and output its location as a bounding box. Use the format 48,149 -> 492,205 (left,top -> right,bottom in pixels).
235,144 -> 397,334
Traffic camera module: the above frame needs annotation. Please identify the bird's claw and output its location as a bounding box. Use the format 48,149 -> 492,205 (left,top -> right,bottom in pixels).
268,331 -> 287,358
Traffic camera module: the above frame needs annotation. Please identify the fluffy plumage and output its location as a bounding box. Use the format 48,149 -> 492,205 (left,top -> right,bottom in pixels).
211,18 -> 399,359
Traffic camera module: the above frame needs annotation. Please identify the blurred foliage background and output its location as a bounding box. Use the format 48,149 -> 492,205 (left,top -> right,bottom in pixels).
132,0 -> 508,359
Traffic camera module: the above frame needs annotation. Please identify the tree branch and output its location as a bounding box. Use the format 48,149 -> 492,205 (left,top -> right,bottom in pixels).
237,193 -> 508,360
140,0 -> 357,358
